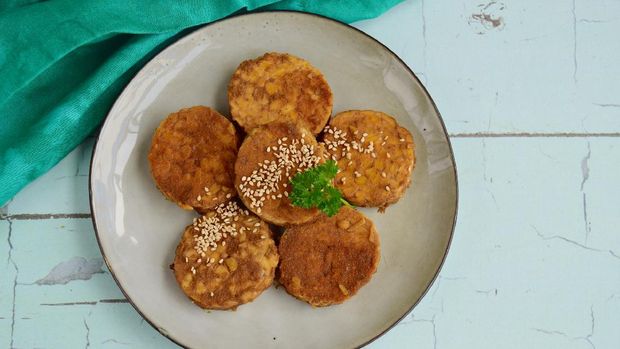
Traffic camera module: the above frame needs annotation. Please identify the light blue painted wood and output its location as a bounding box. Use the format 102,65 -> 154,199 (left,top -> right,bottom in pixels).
355,0 -> 620,134
370,138 -> 620,349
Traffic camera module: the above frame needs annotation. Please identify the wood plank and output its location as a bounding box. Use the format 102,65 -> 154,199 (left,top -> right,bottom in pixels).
357,0 -> 620,134
371,137 -> 620,348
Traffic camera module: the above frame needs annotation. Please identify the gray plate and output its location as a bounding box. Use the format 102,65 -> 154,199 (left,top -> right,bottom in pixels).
89,11 -> 457,349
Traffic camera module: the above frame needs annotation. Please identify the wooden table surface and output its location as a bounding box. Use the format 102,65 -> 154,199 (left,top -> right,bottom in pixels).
2,0 -> 619,347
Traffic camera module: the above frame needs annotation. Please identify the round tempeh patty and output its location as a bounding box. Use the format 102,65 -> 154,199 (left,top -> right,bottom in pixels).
172,201 -> 279,310
278,207 -> 381,307
228,52 -> 332,135
234,122 -> 323,226
322,110 -> 415,209
148,106 -> 239,211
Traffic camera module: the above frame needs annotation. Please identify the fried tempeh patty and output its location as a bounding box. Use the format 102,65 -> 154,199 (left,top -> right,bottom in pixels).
278,207 -> 380,307
148,106 -> 239,211
234,122 -> 324,226
228,52 -> 332,135
172,201 -> 279,310
322,110 -> 415,209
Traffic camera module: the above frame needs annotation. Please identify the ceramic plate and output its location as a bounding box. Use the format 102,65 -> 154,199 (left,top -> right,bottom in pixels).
90,11 -> 457,348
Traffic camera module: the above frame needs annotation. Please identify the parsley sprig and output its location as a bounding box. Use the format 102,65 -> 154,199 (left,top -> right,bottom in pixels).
289,160 -> 350,217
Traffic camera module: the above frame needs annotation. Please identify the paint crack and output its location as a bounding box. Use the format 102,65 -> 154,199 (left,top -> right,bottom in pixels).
581,142 -> 591,245
572,0 -> 578,83
532,226 -> 619,263
7,219 -> 17,349
531,305 -> 596,348
412,315 -> 437,349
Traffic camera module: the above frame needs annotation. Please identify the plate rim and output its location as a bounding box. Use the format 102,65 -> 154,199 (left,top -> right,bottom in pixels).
88,10 -> 459,349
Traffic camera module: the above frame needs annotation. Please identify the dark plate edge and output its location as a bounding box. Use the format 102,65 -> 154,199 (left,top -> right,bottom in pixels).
88,9 -> 459,349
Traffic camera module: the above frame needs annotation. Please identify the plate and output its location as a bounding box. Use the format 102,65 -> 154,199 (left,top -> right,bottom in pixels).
90,11 -> 457,348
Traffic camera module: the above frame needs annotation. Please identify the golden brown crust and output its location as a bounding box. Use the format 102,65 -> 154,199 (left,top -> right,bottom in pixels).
172,201 -> 279,310
228,52 -> 333,134
148,106 -> 239,211
278,207 -> 380,306
234,122 -> 323,226
322,110 -> 415,209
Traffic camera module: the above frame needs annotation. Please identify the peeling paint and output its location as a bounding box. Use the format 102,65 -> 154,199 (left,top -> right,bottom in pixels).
35,257 -> 104,285
469,2 -> 505,34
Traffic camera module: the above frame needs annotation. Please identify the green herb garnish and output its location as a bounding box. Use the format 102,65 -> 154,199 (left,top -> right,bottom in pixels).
289,160 -> 350,217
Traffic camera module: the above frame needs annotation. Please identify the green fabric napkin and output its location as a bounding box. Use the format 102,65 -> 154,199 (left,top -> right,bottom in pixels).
0,0 -> 402,207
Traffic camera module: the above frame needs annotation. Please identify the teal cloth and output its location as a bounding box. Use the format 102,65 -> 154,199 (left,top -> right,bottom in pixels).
0,0 -> 402,207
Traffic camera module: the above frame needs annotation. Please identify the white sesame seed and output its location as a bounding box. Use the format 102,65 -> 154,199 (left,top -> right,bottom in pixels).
197,258 -> 202,263
387,153 -> 391,158
400,138 -> 405,142
219,259 -> 224,264
386,186 -> 391,191
226,193 -> 231,198
210,292 -> 214,297
185,257 -> 189,263
197,195 -> 202,201
382,172 -> 387,178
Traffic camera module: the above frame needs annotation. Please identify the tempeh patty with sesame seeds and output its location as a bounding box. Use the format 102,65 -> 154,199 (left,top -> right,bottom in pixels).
322,110 -> 415,210
278,207 -> 381,307
148,106 -> 239,211
172,201 -> 279,310
228,52 -> 333,135
234,122 -> 324,226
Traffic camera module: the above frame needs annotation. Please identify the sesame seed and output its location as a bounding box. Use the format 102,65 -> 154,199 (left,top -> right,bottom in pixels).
226,193 -> 231,199
197,195 -> 202,201
197,258 -> 202,263
386,186 -> 391,191
362,133 -> 368,137
254,223 -> 261,227
354,171 -> 362,178
219,259 -> 224,264
400,138 -> 405,142
210,292 -> 214,297
381,172 -> 387,178
185,257 -> 188,263
261,235 -> 266,239
222,241 -> 226,246
387,153 -> 391,158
